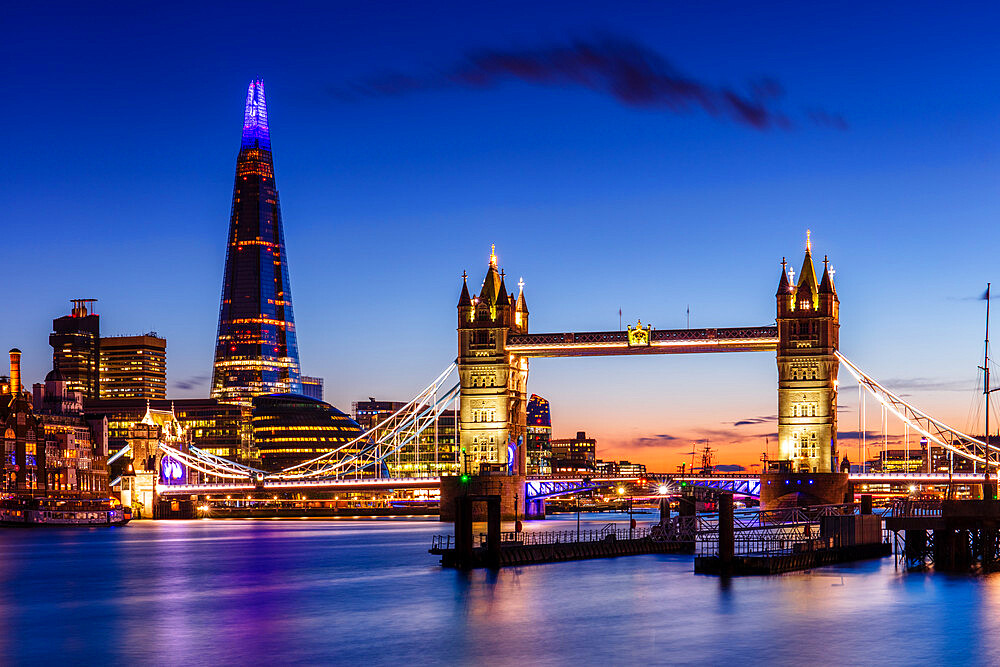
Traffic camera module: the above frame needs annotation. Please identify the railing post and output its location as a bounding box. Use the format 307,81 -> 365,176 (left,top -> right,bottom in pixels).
718,493 -> 735,570
486,495 -> 501,567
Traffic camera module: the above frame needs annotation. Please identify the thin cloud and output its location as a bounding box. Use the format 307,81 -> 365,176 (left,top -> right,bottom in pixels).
841,378 -> 970,393
878,377 -> 971,392
806,109 -> 849,130
732,414 -> 777,427
340,36 -> 846,131
631,433 -> 689,449
174,375 -> 209,391
714,464 -> 747,472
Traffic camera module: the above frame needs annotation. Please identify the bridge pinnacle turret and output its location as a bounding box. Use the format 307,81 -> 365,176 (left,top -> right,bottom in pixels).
776,257 -> 791,296
819,256 -> 837,295
795,237 -> 819,310
458,271 -> 472,308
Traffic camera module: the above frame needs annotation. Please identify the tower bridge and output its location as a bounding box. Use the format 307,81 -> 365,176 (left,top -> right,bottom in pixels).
455,235 -> 838,476
150,237 -> 1000,515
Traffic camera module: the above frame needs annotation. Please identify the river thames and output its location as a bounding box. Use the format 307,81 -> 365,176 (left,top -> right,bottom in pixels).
2,512 -> 998,665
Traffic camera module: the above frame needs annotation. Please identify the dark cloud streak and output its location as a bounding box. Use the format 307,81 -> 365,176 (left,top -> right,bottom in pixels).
174,375 -> 209,391
340,36 -> 845,132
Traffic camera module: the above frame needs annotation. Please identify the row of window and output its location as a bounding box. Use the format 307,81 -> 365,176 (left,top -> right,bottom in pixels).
470,409 -> 497,423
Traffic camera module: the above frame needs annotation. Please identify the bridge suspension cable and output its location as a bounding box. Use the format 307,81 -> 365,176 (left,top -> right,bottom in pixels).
160,362 -> 460,482
837,351 -> 997,469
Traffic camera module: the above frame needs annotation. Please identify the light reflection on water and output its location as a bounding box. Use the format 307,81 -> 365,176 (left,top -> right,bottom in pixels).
1,512 -> 998,665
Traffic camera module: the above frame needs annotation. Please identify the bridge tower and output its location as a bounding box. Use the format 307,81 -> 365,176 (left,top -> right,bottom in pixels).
776,233 -> 840,473
457,247 -> 529,474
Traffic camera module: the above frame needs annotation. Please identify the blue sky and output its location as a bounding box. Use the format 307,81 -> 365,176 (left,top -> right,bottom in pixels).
3,1 -> 998,469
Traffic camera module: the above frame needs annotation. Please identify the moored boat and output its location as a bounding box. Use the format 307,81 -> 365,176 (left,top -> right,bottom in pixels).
0,496 -> 131,526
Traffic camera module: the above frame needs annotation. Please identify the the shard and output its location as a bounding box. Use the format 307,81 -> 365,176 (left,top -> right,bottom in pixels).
211,80 -> 301,406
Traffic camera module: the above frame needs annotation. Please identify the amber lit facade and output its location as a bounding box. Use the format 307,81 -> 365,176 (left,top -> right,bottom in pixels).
352,399 -> 460,477
775,234 -> 840,473
457,248 -> 530,473
525,394 -> 552,475
50,299 -> 100,399
212,80 -> 301,406
100,333 -> 166,400
4,349 -> 109,496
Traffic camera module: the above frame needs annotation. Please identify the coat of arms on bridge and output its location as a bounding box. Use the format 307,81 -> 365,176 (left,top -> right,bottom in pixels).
627,320 -> 652,347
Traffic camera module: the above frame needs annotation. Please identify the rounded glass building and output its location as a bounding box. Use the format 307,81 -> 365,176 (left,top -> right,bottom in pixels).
251,394 -> 364,471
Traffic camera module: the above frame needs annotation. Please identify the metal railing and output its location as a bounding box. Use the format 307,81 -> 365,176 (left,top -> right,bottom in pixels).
482,527 -> 652,547
887,499 -> 943,518
431,534 -> 454,550
652,503 -> 864,556
696,522 -> 819,556
430,526 -> 652,550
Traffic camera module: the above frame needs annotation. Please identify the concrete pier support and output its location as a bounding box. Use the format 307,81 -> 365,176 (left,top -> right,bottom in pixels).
760,472 -> 850,509
440,474 -> 536,521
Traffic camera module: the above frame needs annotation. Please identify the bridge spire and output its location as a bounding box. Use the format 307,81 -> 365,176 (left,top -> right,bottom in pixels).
795,237 -> 819,309
819,255 -> 837,295
458,270 -> 472,307
776,257 -> 791,296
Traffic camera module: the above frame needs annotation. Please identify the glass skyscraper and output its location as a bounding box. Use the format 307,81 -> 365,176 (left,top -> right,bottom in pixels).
211,80 -> 302,406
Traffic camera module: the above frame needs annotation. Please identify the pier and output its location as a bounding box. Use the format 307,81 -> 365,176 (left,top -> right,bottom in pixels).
888,499 -> 1000,572
430,525 -> 684,568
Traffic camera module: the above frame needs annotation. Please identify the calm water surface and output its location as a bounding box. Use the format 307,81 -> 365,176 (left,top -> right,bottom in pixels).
1,512 -> 997,665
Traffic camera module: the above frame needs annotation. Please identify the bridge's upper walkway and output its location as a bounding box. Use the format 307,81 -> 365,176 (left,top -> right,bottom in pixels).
506,326 -> 778,357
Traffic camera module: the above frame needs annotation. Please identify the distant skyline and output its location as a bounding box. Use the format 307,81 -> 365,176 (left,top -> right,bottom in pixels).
4,1 -> 999,471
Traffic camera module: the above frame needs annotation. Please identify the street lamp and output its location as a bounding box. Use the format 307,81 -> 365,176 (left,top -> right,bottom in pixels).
658,484 -> 668,496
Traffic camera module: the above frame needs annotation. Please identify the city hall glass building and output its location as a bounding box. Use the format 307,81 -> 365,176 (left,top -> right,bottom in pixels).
212,80 -> 302,406
252,395 -> 364,471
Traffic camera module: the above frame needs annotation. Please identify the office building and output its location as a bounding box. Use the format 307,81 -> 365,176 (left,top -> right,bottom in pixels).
211,80 -> 302,406
301,376 -> 323,401
99,333 -> 167,400
551,431 -> 597,463
353,399 -> 405,431
353,399 -> 460,477
526,394 -> 552,475
50,299 -> 100,399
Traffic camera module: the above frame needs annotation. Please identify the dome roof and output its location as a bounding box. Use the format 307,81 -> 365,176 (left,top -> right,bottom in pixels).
45,368 -> 66,382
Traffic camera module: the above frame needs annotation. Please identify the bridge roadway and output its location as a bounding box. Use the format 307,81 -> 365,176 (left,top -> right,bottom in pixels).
156,475 -> 643,499
669,472 -> 997,498
505,326 -> 778,357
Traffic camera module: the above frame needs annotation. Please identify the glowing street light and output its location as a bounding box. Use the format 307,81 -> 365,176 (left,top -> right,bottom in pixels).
617,487 -> 625,495
658,485 -> 668,495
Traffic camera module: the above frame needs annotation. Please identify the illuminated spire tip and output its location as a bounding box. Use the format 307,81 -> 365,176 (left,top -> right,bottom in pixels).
241,79 -> 271,150
806,229 -> 812,252
490,243 -> 497,267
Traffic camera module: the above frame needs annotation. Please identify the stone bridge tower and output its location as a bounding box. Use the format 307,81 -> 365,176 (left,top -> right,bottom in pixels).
776,233 -> 840,473
457,247 -> 529,474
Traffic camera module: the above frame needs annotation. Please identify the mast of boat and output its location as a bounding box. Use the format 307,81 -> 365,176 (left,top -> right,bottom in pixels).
984,283 -> 995,499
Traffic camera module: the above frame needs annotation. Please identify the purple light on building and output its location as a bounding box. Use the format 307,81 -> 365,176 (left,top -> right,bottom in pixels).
242,79 -> 271,150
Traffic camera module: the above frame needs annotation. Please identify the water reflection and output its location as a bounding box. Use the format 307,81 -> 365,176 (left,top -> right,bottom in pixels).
0,514 -> 998,664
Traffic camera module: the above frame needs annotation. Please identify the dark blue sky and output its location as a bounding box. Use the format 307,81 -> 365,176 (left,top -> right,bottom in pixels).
4,1 -> 999,468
